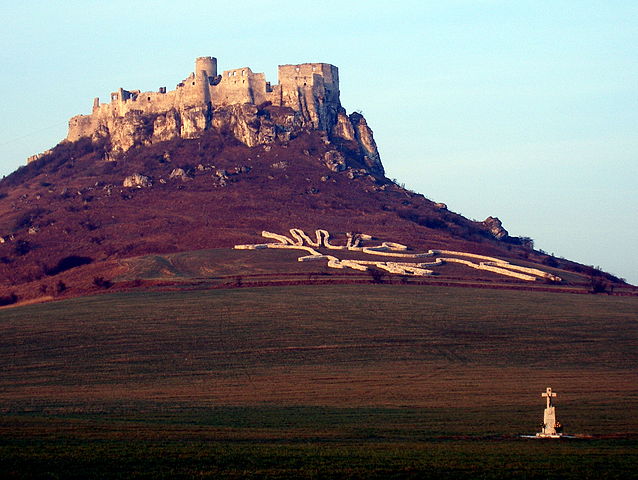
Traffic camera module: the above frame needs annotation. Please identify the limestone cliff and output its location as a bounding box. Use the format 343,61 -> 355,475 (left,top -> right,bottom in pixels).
61,57 -> 383,174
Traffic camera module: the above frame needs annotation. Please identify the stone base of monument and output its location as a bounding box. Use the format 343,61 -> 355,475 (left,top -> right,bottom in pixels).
535,433 -> 563,439
520,433 -> 578,439
520,387 -> 579,439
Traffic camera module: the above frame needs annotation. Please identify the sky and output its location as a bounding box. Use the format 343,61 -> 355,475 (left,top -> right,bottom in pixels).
1,0 -> 636,284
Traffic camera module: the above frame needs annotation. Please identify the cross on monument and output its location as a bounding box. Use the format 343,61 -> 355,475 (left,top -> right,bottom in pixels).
542,387 -> 556,409
537,386 -> 562,437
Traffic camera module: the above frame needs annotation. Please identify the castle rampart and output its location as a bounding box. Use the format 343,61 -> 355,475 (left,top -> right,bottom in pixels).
62,56 -> 382,174
68,57 -> 343,144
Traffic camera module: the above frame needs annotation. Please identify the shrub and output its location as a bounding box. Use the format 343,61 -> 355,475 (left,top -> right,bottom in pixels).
397,210 -> 447,230
45,256 -> 93,276
14,240 -> 32,256
0,293 -> 18,306
93,276 -> 113,289
367,268 -> 386,284
587,266 -> 610,294
55,281 -> 67,294
13,208 -> 48,232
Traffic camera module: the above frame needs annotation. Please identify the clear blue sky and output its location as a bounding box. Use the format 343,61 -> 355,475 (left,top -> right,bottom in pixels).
1,0 -> 636,284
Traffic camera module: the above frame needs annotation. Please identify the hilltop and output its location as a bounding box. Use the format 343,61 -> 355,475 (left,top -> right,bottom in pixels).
0,57 -> 629,304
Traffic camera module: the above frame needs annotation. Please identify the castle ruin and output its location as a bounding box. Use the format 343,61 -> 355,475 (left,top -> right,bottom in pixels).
65,57 -> 382,173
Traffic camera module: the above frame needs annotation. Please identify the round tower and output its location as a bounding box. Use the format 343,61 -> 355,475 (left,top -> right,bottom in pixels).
195,56 -> 217,78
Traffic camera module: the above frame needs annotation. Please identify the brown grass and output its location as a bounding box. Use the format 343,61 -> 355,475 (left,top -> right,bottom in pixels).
1,284 -> 636,435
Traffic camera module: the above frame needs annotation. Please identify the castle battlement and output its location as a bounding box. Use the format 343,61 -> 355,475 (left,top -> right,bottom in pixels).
61,56 -> 382,175
68,57 -> 341,143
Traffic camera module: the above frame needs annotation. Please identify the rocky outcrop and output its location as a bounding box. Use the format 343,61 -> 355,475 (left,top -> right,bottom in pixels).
123,173 -> 151,188
483,216 -> 508,240
58,57 -> 384,176
27,149 -> 54,164
332,109 -> 356,141
323,150 -> 347,172
169,168 -> 189,181
349,112 -> 383,175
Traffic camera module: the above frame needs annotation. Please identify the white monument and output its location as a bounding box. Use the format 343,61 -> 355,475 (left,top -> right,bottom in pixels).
537,387 -> 563,438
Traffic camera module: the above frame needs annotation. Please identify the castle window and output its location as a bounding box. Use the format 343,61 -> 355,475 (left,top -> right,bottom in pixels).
312,66 -> 316,72
242,70 -> 245,76
148,97 -> 151,101
295,67 -> 300,72
233,71 -> 236,76
192,82 -> 195,85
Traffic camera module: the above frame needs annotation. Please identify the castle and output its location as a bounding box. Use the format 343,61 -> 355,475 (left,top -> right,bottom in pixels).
65,57 -> 381,173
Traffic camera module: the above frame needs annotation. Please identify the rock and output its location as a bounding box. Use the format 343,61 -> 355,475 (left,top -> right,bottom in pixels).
349,112 -> 384,175
483,216 -> 509,240
271,161 -> 287,170
123,173 -> 152,188
434,202 -> 447,210
332,108 -> 356,141
28,226 -> 39,235
179,104 -> 211,139
323,150 -> 347,172
153,110 -> 181,143
108,111 -> 151,153
26,149 -> 53,164
231,166 -> 251,174
169,168 -> 189,180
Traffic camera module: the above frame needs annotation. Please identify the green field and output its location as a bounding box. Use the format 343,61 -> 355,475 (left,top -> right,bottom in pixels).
1,285 -> 637,478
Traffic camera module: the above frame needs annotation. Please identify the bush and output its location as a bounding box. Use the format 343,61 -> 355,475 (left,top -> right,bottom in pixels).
45,256 -> 93,276
14,240 -> 32,256
13,208 -> 48,232
0,293 -> 18,306
93,276 -> 113,289
55,281 -> 67,294
397,210 -> 447,230
588,266 -> 610,294
368,268 -> 386,284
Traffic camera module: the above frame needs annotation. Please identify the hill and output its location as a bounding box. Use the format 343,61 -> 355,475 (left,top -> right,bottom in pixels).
0,56 -> 631,304
1,54 -> 636,478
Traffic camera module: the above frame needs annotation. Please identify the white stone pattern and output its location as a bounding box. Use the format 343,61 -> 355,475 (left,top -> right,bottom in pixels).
234,229 -> 562,281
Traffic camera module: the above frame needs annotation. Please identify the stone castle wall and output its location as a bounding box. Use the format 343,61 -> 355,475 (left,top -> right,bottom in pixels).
67,57 -> 344,147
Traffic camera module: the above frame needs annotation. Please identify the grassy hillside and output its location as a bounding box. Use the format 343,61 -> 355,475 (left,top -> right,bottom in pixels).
2,130 -> 625,302
2,284 -> 636,413
1,285 -> 636,477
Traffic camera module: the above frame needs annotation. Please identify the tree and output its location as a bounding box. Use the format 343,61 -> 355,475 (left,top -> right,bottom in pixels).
93,276 -> 112,289
55,281 -> 67,295
367,267 -> 386,284
589,267 -> 608,294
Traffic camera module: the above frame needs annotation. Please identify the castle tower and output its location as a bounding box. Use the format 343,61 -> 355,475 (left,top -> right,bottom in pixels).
195,56 -> 217,79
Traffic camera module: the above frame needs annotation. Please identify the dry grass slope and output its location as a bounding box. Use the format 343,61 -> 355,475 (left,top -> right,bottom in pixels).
1,284 -> 636,478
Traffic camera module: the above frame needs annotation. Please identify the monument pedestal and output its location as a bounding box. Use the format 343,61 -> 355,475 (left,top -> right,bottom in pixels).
535,387 -> 563,438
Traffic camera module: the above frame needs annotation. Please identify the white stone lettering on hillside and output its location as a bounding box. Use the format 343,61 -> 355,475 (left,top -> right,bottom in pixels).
234,229 -> 561,281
